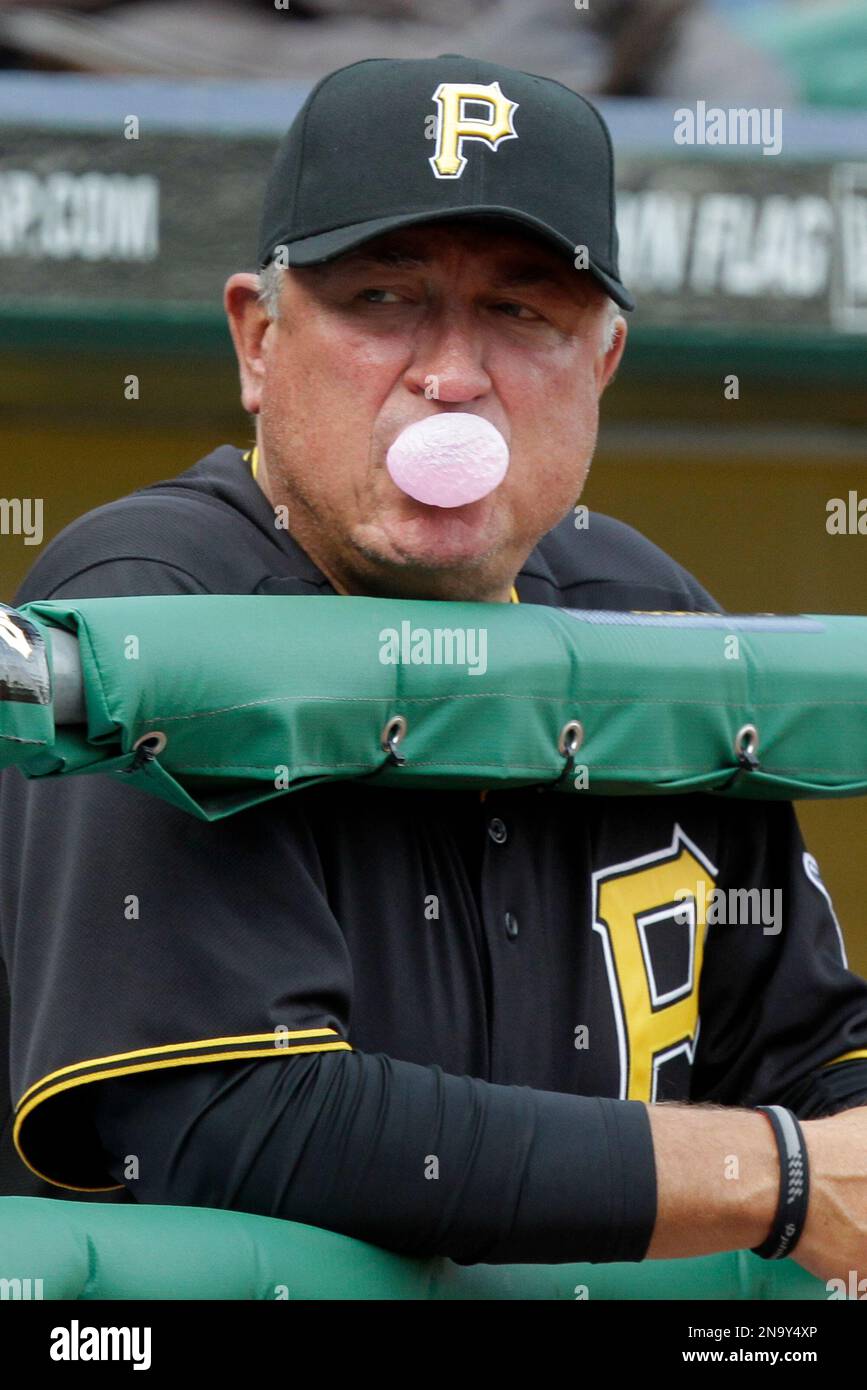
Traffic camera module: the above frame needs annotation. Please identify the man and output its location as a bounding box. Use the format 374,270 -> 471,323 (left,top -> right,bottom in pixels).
2,55 -> 867,1282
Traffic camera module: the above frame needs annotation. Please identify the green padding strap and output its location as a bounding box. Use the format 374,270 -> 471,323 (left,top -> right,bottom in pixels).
0,1198 -> 827,1300
2,596 -> 866,820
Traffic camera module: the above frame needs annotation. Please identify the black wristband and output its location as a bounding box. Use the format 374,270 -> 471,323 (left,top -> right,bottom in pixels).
750,1105 -> 810,1260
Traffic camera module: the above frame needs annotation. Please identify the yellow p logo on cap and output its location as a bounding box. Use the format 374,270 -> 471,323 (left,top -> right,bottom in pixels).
429,81 -> 519,179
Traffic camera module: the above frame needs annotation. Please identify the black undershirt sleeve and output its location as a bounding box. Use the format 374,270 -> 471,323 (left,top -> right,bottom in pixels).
87,1052 -> 657,1266
773,1059 -> 867,1120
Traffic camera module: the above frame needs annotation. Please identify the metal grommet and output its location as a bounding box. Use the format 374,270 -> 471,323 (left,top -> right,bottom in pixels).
487,817 -> 508,845
380,714 -> 408,766
558,720 -> 584,758
132,731 -> 167,757
734,723 -> 760,771
126,730 -> 167,773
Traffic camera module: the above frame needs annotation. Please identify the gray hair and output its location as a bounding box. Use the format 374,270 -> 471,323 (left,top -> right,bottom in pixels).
602,296 -> 622,352
257,259 -> 285,320
258,261 -> 622,351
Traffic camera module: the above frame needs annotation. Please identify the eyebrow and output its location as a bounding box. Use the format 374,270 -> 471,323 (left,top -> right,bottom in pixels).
332,247 -> 571,291
490,265 -> 567,290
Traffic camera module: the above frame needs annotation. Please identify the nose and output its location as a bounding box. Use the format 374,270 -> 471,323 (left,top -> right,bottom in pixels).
402,309 -> 493,405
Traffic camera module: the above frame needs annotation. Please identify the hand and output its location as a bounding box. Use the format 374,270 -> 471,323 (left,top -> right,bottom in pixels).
792,1107 -> 867,1286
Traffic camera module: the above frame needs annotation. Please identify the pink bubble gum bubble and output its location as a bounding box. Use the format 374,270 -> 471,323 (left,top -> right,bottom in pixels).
385,413 -> 510,508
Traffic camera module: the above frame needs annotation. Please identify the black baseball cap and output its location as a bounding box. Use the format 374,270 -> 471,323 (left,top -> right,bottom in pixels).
257,54 -> 634,311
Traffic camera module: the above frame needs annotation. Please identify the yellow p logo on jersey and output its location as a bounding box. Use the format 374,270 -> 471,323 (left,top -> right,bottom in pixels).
428,81 -> 519,179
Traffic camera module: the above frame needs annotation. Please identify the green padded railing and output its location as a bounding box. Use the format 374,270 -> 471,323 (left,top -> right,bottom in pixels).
0,1198 -> 828,1300
1,596 -> 866,820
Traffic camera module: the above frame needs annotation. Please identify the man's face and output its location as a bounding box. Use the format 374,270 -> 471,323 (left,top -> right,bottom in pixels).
226,218 -> 625,602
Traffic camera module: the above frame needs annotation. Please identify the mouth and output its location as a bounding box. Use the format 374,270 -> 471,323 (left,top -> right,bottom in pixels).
396,488 -> 492,518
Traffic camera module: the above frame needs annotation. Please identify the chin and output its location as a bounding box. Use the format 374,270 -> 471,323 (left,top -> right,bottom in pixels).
394,524 -> 499,572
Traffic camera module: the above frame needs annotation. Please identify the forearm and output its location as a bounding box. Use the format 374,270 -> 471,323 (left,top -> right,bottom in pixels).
645,1101 -> 779,1259
91,1059 -> 810,1268
89,1051 -> 657,1265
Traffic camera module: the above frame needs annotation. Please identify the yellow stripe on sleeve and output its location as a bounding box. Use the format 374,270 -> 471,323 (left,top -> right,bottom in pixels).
820,1048 -> 867,1069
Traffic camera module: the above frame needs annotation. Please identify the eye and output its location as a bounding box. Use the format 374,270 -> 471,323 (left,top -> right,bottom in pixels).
357,288 -> 403,304
494,301 -> 542,321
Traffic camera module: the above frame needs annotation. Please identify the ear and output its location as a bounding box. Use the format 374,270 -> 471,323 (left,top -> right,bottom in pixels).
224,272 -> 271,415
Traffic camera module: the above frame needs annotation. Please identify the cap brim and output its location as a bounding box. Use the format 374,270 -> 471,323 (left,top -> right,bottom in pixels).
267,205 -> 635,312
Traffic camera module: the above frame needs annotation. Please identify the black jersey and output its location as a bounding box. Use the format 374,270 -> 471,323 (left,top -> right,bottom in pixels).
2,445 -> 867,1264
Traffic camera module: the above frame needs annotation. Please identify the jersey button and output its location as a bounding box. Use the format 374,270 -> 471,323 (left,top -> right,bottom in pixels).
487,817 -> 508,845
504,912 -> 519,940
